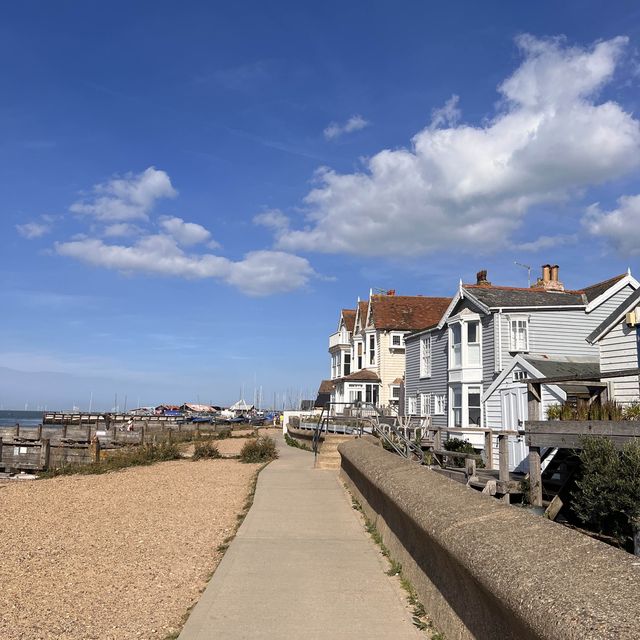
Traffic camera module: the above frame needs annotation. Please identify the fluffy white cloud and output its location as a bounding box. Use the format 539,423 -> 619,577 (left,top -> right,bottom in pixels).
16,221 -> 51,239
70,167 -> 177,221
323,115 -> 370,140
54,235 -> 314,295
103,223 -> 142,237
253,209 -> 290,230
159,216 -> 212,246
279,35 -> 639,256
583,195 -> 640,255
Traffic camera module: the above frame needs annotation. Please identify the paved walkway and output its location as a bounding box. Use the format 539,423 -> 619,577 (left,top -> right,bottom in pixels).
179,434 -> 422,640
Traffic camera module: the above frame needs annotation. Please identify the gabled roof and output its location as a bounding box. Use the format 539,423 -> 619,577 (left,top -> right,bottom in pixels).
339,369 -> 381,382
354,300 -> 369,332
229,399 -> 254,411
368,295 -> 452,331
587,287 -> 640,344
581,273 -> 628,303
463,285 -> 586,308
318,379 -> 336,394
341,309 -> 356,333
483,353 -> 598,403
315,379 -> 335,408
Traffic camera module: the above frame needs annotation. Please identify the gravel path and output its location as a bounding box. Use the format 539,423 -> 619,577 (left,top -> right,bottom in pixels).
0,459 -> 260,640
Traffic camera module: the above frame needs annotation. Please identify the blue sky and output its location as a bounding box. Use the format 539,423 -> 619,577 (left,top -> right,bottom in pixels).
3,1 -> 640,410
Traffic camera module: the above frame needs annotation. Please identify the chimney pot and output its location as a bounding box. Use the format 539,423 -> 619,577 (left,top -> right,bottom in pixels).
542,264 -> 551,283
476,270 -> 491,286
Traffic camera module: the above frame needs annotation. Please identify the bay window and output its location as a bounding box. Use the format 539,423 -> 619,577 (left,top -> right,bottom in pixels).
451,323 -> 462,367
450,384 -> 483,427
448,315 -> 482,370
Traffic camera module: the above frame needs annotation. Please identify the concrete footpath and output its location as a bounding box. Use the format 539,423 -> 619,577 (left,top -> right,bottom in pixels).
178,434 -> 422,640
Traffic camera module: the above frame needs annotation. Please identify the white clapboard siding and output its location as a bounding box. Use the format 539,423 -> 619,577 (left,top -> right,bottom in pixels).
405,328 -> 449,427
600,321 -> 640,405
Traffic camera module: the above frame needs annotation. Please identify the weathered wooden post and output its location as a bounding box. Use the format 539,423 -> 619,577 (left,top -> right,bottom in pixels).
90,436 -> 101,463
86,425 -> 91,443
527,382 -> 543,508
498,434 -> 509,482
37,425 -> 43,441
465,457 -> 477,481
15,423 -> 20,439
484,430 -> 494,470
40,438 -> 51,471
433,428 -> 442,452
0,437 -> 3,467
62,424 -> 68,439
140,425 -> 145,445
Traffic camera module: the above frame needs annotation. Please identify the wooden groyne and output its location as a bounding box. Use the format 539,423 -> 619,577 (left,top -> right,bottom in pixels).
0,421 -> 221,474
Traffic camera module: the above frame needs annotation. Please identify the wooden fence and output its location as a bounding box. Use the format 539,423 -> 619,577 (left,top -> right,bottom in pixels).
0,421 -> 224,473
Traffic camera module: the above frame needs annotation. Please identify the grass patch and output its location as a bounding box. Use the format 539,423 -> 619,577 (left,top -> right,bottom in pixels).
284,432 -> 312,451
40,441 -> 182,478
350,490 -> 445,639
192,440 -> 222,460
239,435 -> 278,463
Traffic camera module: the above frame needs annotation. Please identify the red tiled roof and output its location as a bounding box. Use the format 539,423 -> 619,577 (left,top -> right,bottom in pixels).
341,309 -> 356,332
369,295 -> 452,331
356,300 -> 369,329
340,369 -> 380,382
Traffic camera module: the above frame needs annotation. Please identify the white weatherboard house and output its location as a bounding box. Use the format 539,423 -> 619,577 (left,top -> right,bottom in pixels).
585,286 -> 640,404
404,266 -> 639,469
322,292 -> 450,415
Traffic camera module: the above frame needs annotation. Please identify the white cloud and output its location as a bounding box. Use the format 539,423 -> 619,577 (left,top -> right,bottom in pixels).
54,235 -> 314,296
70,167 -> 177,221
253,209 -> 290,231
514,234 -> 577,252
159,216 -> 212,246
583,195 -> 640,255
278,35 -> 639,256
103,223 -> 142,237
323,115 -> 370,140
16,221 -> 52,239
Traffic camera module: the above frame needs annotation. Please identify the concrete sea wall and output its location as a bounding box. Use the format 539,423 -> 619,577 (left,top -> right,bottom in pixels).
338,438 -> 640,640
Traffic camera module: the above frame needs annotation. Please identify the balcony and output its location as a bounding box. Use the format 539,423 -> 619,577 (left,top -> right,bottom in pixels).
329,331 -> 350,350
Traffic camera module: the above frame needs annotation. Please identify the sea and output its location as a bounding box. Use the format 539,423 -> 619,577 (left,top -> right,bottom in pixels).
0,410 -> 44,427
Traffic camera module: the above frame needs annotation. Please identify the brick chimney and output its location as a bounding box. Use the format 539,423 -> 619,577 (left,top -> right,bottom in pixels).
534,264 -> 564,291
476,269 -> 491,286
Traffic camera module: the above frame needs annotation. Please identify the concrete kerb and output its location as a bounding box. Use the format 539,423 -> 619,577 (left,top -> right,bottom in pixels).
338,438 -> 640,640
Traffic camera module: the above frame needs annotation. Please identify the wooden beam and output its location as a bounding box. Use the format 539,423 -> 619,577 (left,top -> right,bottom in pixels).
498,434 -> 509,483
484,430 -> 494,470
529,446 -> 543,507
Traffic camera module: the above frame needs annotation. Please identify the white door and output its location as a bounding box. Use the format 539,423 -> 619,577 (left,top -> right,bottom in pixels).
500,386 -> 529,472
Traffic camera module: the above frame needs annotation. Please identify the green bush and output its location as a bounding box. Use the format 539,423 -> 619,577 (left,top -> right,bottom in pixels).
284,432 -> 312,451
239,435 -> 278,463
192,440 -> 222,460
443,437 -> 475,468
42,441 -> 182,478
571,436 -> 640,550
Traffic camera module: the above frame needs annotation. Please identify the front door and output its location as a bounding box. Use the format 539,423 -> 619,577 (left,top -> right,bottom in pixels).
500,386 -> 529,472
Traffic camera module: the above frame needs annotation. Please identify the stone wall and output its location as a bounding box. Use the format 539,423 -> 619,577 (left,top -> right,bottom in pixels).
338,438 -> 640,640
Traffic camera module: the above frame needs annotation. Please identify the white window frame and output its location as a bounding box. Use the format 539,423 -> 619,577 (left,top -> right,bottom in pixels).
390,384 -> 401,401
513,370 -> 527,382
420,334 -> 432,378
448,315 -> 482,369
509,315 -> 530,353
434,394 -> 446,416
390,332 -> 405,349
407,395 -> 417,415
343,352 -> 351,377
419,392 -> 431,417
368,333 -> 377,366
449,383 -> 483,428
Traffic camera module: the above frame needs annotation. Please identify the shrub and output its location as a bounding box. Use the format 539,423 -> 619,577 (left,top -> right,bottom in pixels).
284,432 -> 312,451
546,404 -> 562,420
192,440 -> 222,460
571,436 -> 640,550
216,428 -> 232,439
443,437 -> 475,468
624,402 -> 640,421
239,435 -> 278,463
